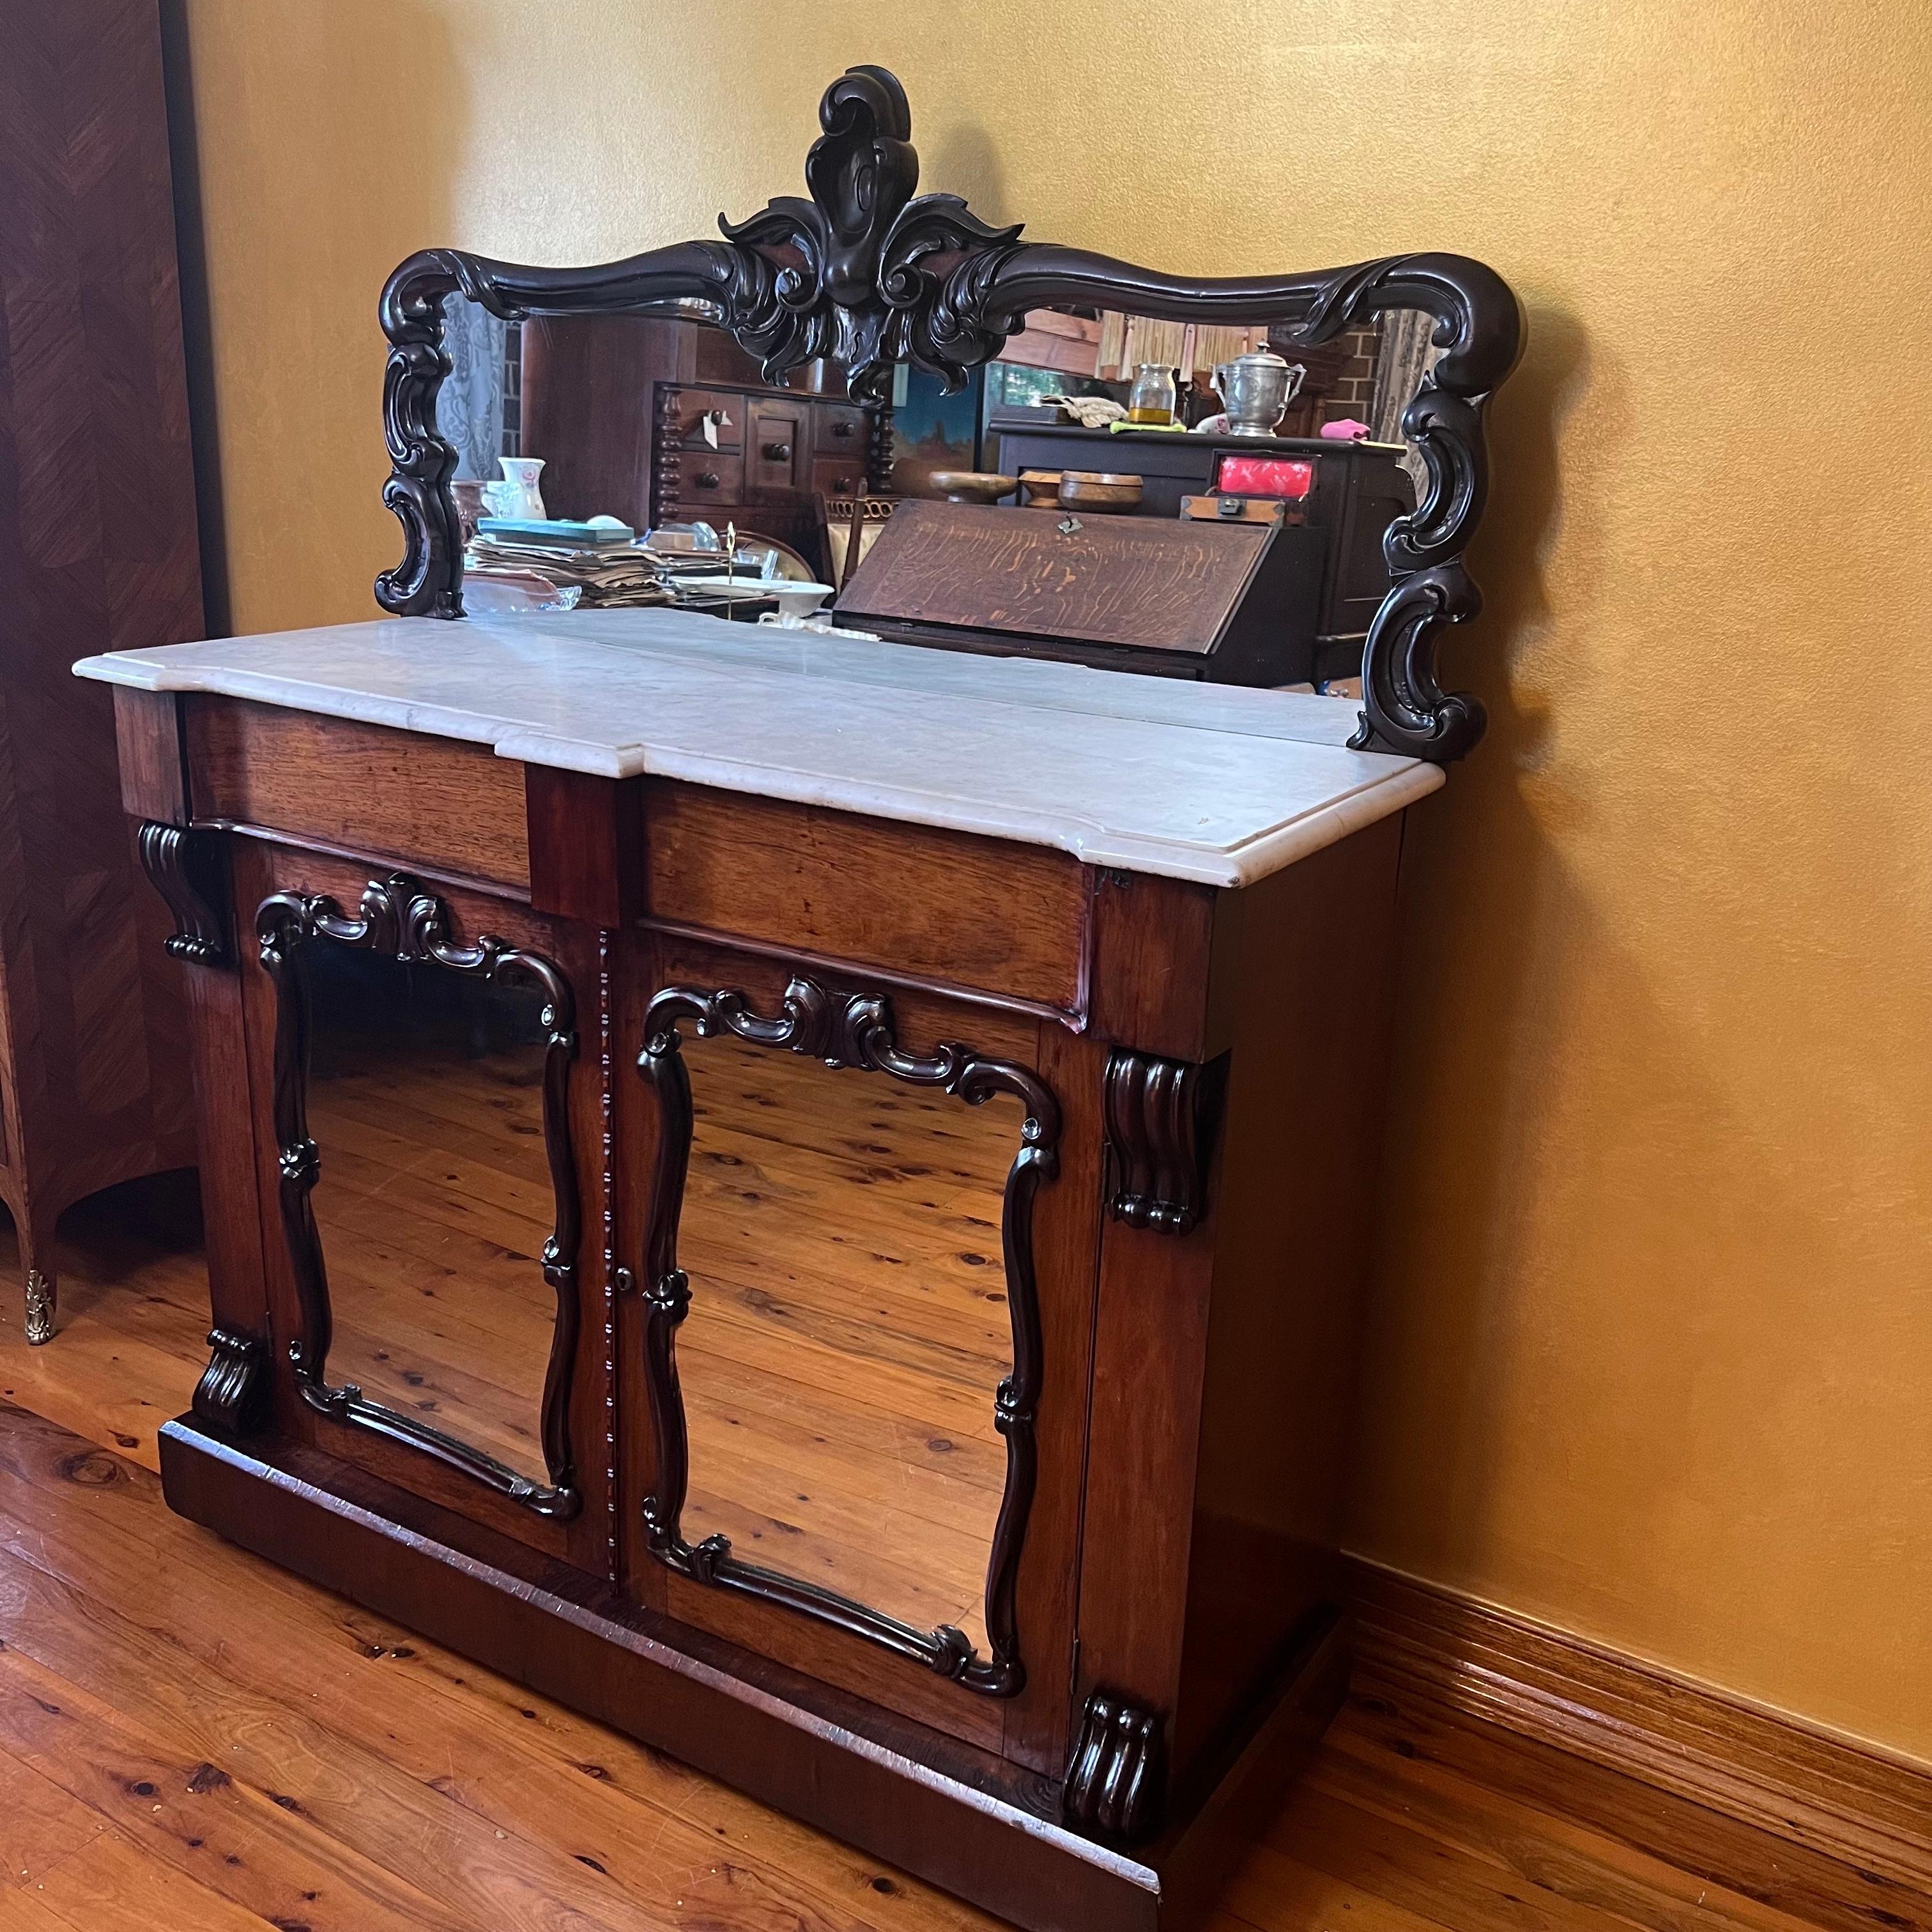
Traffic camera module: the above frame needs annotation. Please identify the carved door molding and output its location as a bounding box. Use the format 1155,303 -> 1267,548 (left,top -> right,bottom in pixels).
254,872 -> 585,1520
634,970 -> 1060,1697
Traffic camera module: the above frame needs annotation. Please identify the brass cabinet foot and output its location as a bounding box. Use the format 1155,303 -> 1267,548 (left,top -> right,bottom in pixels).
24,1269 -> 55,1345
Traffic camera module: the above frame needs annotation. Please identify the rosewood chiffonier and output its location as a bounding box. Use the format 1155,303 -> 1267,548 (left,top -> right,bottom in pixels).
75,68 -> 1521,1932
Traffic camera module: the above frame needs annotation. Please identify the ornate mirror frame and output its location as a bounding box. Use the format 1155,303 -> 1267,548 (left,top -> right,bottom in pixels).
255,872 -> 584,1520
372,65 -> 1521,763
636,972 -> 1060,1698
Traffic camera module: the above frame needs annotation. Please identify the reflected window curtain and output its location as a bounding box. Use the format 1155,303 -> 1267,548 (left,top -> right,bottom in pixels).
436,298 -> 506,483
1368,309 -> 1442,494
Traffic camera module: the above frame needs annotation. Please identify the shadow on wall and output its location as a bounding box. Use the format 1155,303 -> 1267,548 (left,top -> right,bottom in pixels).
1344,296 -> 1591,1565
157,0 -> 468,637
924,122 -> 1014,230
1335,301 -> 1905,1701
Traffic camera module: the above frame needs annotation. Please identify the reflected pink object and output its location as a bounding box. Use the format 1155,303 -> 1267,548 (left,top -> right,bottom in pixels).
1215,455 -> 1314,500
1321,418 -> 1372,440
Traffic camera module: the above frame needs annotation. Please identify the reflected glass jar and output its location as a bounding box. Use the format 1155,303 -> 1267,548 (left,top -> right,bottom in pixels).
1126,362 -> 1177,425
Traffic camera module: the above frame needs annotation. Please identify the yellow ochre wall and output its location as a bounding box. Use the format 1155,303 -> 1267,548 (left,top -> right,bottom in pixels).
171,1 -> 1932,1760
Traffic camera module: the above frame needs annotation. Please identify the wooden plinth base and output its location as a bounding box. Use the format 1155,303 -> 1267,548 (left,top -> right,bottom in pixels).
160,1414 -> 1348,1932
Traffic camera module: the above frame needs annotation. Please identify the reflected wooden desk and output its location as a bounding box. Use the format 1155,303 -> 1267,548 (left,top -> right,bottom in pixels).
80,613 -> 1441,1932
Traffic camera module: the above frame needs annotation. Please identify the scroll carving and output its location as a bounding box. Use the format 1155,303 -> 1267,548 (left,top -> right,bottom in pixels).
192,1327 -> 268,1435
254,873 -> 583,1519
1064,1690 -> 1163,1843
635,971 -> 1059,1698
371,66 -> 1521,765
137,822 -> 229,965
1103,1050 -> 1226,1237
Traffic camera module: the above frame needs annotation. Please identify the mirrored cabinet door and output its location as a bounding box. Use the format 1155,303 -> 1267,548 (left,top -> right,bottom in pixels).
637,976 -> 1060,1698
256,875 -> 582,1521
680,1029 -> 1015,1652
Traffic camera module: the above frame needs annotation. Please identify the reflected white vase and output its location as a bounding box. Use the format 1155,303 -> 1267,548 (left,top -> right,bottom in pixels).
493,456 -> 546,521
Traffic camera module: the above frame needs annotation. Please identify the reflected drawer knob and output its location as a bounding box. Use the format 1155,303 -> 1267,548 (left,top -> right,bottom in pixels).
762,441 -> 792,461
831,420 -> 855,438
694,471 -> 721,489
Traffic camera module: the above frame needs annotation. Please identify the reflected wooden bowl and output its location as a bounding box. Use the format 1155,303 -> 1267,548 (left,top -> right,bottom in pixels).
1057,470 -> 1143,512
930,470 -> 1020,505
1019,470 -> 1063,507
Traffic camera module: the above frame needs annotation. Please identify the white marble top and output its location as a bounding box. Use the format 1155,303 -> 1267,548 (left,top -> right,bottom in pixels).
73,608 -> 1443,889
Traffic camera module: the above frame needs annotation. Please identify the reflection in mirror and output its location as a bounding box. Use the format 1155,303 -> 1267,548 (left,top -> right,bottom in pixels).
442,298 -> 853,615
674,1030 -> 1020,1658
436,291 -> 515,489
300,939 -> 560,1492
431,289 -> 1443,693
983,303 -> 1435,448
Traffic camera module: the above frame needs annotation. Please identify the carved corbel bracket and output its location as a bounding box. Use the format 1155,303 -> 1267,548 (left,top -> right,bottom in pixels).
192,1327 -> 268,1435
1102,1050 -> 1227,1236
137,822 -> 231,965
1064,1690 -> 1164,1842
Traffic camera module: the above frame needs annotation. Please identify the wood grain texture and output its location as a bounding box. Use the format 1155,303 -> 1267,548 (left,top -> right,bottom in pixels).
111,689 -> 188,823
643,783 -> 1089,1012
0,0 -> 202,1333
1085,870 -> 1224,1062
1071,819 -> 1405,1804
1349,1558 -> 1932,1904
185,700 -> 532,892
0,1196 -> 1909,1932
839,500 -> 1271,654
524,766 -> 644,924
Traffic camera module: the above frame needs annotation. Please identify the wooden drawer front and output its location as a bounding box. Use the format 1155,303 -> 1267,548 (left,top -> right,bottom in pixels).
644,786 -> 1086,1011
669,387 -> 744,450
814,402 -> 868,454
185,699 -> 530,890
746,403 -> 805,489
811,454 -> 867,501
674,450 -> 744,503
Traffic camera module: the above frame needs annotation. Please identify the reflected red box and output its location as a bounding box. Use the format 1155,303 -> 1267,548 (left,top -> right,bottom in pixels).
1213,455 -> 1314,499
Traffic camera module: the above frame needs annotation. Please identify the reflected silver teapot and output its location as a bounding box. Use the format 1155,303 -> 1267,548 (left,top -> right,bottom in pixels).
1210,349 -> 1306,437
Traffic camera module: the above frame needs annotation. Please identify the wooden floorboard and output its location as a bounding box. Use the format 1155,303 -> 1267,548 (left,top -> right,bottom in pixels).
0,1170 -> 1887,1930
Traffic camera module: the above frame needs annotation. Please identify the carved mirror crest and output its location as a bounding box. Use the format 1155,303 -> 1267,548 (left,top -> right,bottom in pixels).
255,873 -> 583,1519
636,972 -> 1059,1697
374,63 -> 1521,762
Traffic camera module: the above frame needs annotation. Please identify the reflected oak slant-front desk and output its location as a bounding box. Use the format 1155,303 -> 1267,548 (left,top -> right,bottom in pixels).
82,611 -> 1445,1929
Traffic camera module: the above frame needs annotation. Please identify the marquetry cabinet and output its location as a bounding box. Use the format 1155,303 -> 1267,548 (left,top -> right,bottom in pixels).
0,0 -> 200,1340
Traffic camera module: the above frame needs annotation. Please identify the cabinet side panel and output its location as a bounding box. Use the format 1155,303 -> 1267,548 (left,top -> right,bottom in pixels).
1171,813 -> 1406,1784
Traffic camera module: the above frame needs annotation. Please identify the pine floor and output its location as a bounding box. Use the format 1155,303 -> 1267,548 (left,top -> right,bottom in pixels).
0,1169 -> 1889,1932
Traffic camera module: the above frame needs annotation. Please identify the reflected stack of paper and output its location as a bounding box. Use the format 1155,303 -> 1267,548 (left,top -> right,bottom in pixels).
465,518 -> 672,608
